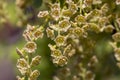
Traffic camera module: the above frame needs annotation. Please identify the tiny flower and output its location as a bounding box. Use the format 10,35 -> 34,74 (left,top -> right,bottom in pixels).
48,44 -> 57,51
26,24 -> 36,33
24,41 -> 37,53
66,0 -> 72,3
68,2 -> 78,14
117,62 -> 120,68
59,68 -> 71,76
116,0 -> 120,5
20,67 -> 31,76
23,24 -> 37,41
37,11 -> 49,18
52,49 -> 62,58
18,67 -> 31,75
57,56 -> 68,66
59,19 -> 71,32
63,44 -> 72,54
16,48 -> 24,57
17,76 -> 25,80
51,9 -> 60,21
29,70 -> 40,80
103,25 -> 114,33
92,0 -> 102,4
116,18 -> 120,25
72,75 -> 80,80
74,27 -> 87,37
86,9 -> 100,21
85,12 -> 94,20
88,56 -> 98,67
85,71 -> 95,80
33,26 -> 44,40
31,55 -> 41,66
46,27 -> 55,40
101,3 -> 109,14
62,9 -> 73,19
84,0 -> 93,5
68,28 -> 74,35
51,3 -> 60,10
92,9 -> 101,16
49,23 -> 59,31
23,30 -> 32,41
83,23 -> 100,33
55,35 -> 66,46
63,44 -> 75,57
114,48 -> 120,61
17,58 -> 28,68
53,76 -> 60,80
67,49 -> 76,57
98,17 -> 109,26
75,15 -> 86,23
112,32 -> 120,42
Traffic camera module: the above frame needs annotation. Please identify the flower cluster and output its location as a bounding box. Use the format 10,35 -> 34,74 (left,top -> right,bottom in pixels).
16,24 -> 43,80
111,27 -> 120,68
17,0 -> 120,80
36,0 -> 102,79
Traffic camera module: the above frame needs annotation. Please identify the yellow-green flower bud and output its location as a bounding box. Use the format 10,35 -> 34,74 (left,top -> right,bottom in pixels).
55,35 -> 66,46
68,2 -> 78,14
59,19 -> 71,32
37,11 -> 49,18
63,44 -> 72,55
103,25 -> 114,33
116,0 -> 120,5
17,76 -> 25,80
53,76 -> 60,80
74,27 -> 87,37
114,48 -> 120,61
62,9 -> 73,19
84,0 -> 93,5
24,41 -> 37,53
17,58 -> 28,68
33,27 -> 44,40
51,3 -> 60,10
31,55 -> 41,66
29,70 -> 40,80
46,27 -> 55,40
83,23 -> 100,33
16,48 -> 24,57
112,32 -> 120,42
52,49 -> 62,58
51,9 -> 60,21
92,0 -> 102,4
116,18 -> 120,26
75,15 -> 86,23
85,71 -> 95,80
72,75 -> 80,80
101,3 -> 109,14
57,56 -> 68,66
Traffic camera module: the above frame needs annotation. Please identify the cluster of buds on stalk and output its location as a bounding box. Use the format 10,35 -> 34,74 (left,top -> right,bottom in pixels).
16,24 -> 43,80
38,0 -> 120,79
111,17 -> 120,68
17,0 -> 120,80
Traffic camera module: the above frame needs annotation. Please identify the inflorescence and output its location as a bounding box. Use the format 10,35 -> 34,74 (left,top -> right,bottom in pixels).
16,0 -> 120,80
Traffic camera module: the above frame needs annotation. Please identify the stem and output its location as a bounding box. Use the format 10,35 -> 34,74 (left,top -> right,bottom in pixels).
80,0 -> 83,14
114,21 -> 120,32
42,17 -> 49,27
